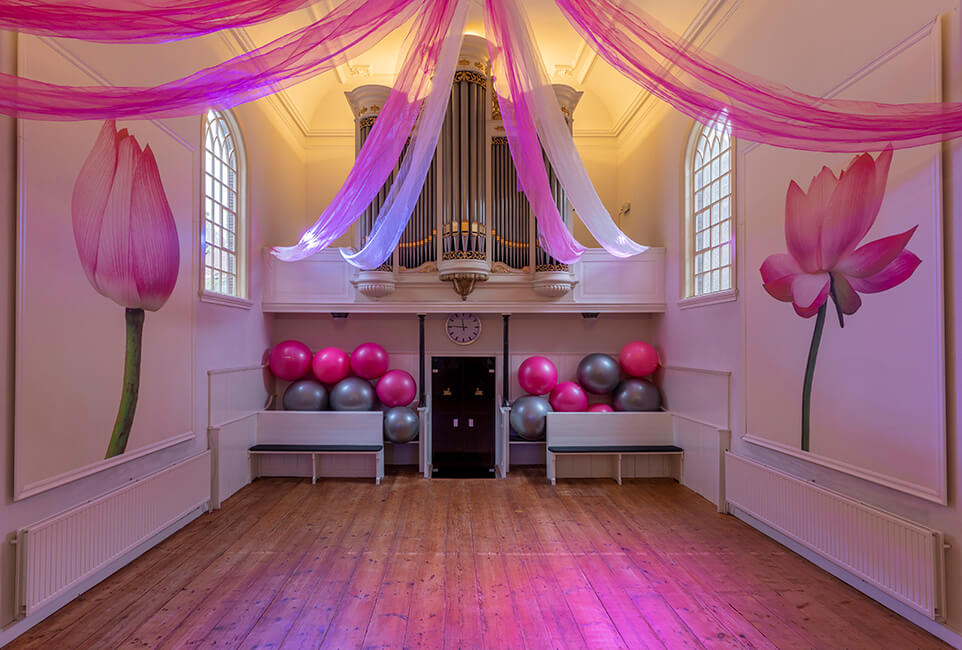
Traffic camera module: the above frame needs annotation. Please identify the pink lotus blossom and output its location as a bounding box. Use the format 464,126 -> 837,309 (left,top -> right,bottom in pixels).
72,119 -> 179,311
760,146 -> 920,319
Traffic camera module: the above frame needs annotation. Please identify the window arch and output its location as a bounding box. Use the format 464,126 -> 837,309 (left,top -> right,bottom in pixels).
685,113 -> 734,299
202,109 -> 247,301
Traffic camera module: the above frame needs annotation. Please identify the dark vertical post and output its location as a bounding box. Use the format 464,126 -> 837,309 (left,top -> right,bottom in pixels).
418,314 -> 426,407
502,314 -> 510,406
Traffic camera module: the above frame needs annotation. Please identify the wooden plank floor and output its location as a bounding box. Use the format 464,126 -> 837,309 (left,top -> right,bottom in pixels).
8,468 -> 949,649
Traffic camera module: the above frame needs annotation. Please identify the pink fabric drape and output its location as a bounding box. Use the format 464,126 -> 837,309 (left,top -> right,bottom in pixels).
484,0 -> 585,263
0,0 -> 423,120
556,0 -> 962,152
486,0 -> 645,262
340,1 -> 470,270
0,0 -> 315,43
271,0 -> 464,263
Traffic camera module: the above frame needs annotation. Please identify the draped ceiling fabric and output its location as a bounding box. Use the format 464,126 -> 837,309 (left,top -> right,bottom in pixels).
4,0 -> 962,264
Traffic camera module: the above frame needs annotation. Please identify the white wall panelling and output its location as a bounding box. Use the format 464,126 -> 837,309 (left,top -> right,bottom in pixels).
263,248 -> 666,313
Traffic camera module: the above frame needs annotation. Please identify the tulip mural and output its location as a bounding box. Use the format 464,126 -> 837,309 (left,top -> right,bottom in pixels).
760,146 -> 921,452
72,120 -> 180,459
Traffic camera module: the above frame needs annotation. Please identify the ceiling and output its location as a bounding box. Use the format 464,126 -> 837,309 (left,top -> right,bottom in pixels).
228,0 -> 715,141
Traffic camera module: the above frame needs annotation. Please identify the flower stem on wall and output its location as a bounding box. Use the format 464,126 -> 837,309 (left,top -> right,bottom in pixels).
800,303 -> 826,452
105,308 -> 144,459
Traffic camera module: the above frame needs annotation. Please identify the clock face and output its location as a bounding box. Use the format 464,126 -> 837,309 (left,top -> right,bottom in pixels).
445,313 -> 482,345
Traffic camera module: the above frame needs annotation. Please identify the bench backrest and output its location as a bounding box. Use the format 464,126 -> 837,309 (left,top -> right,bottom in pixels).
256,411 -> 383,446
546,411 -> 674,448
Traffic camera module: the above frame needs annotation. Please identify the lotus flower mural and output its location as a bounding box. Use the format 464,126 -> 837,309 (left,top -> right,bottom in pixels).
760,146 -> 921,452
72,120 -> 180,459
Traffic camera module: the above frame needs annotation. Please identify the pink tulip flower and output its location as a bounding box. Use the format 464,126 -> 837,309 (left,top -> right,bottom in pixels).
71,120 -> 180,459
759,146 -> 920,453
760,146 -> 920,321
72,119 -> 179,312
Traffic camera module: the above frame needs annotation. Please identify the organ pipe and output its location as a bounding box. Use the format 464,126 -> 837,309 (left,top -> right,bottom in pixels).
343,56 -> 582,288
441,65 -> 486,260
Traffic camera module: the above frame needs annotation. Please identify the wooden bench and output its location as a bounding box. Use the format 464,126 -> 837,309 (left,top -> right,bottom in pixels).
249,444 -> 384,485
250,411 -> 385,484
545,412 -> 683,485
547,444 -> 683,485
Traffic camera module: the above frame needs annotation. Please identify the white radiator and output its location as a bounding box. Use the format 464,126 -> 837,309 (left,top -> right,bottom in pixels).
725,453 -> 945,620
15,452 -> 210,617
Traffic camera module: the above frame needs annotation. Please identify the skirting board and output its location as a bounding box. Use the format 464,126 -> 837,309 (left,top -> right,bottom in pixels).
0,504 -> 207,647
729,507 -> 962,648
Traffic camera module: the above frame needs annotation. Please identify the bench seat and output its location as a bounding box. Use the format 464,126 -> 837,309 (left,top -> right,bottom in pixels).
250,444 -> 383,453
548,445 -> 683,454
249,443 -> 384,484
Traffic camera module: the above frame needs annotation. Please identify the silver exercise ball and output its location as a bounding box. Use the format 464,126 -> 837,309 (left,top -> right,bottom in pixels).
329,376 -> 376,411
282,379 -> 328,411
510,395 -> 552,441
576,353 -> 621,394
384,406 -> 419,443
612,378 -> 662,412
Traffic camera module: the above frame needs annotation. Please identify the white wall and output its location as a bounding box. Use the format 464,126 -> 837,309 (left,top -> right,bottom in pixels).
0,32 -> 304,631
614,0 -> 962,635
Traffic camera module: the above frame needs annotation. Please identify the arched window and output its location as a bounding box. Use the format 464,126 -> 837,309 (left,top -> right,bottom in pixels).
685,114 -> 734,299
202,109 -> 247,302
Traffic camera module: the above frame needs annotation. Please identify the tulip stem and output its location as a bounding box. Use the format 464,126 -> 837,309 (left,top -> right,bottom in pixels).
105,308 -> 144,459
801,303 -> 826,453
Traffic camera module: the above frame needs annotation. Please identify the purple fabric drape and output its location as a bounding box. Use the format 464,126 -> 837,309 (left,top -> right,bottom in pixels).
0,0 -> 423,120
485,0 -> 645,262
484,0 -> 585,263
340,1 -> 470,269
556,0 -> 962,152
0,0 -> 316,43
271,0 -> 463,263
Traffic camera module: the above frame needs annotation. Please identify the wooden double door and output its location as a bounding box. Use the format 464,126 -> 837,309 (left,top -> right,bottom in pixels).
431,356 -> 496,477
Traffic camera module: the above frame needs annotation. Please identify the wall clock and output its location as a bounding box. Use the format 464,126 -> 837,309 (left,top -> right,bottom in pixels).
445,313 -> 482,345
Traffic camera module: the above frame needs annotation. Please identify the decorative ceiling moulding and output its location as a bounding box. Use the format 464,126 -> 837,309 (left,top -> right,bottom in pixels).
616,0 -> 742,144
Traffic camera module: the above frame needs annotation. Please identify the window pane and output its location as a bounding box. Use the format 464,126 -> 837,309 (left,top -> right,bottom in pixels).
687,115 -> 734,298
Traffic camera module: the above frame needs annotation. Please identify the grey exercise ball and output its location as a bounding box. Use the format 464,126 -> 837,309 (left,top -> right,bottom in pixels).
329,377 -> 376,411
612,378 -> 662,412
384,406 -> 419,443
509,395 -> 552,441
576,353 -> 621,395
282,379 -> 328,411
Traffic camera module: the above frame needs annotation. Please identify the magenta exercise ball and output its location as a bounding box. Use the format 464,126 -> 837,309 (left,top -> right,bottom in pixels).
619,341 -> 659,378
588,403 -> 614,413
350,342 -> 390,379
518,356 -> 558,395
549,381 -> 589,412
376,369 -> 417,407
313,347 -> 350,384
269,340 -> 312,381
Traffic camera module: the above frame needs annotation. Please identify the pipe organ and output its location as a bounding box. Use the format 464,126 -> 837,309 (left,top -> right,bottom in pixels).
346,35 -> 582,299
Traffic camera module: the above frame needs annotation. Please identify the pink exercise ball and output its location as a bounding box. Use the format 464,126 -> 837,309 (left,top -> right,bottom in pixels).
350,342 -> 390,379
588,403 -> 614,413
376,369 -> 417,408
269,340 -> 312,381
518,356 -> 558,395
549,381 -> 589,412
619,341 -> 659,378
312,347 -> 350,384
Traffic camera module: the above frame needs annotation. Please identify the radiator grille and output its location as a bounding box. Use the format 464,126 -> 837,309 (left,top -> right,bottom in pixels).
16,452 -> 210,617
725,453 -> 944,619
